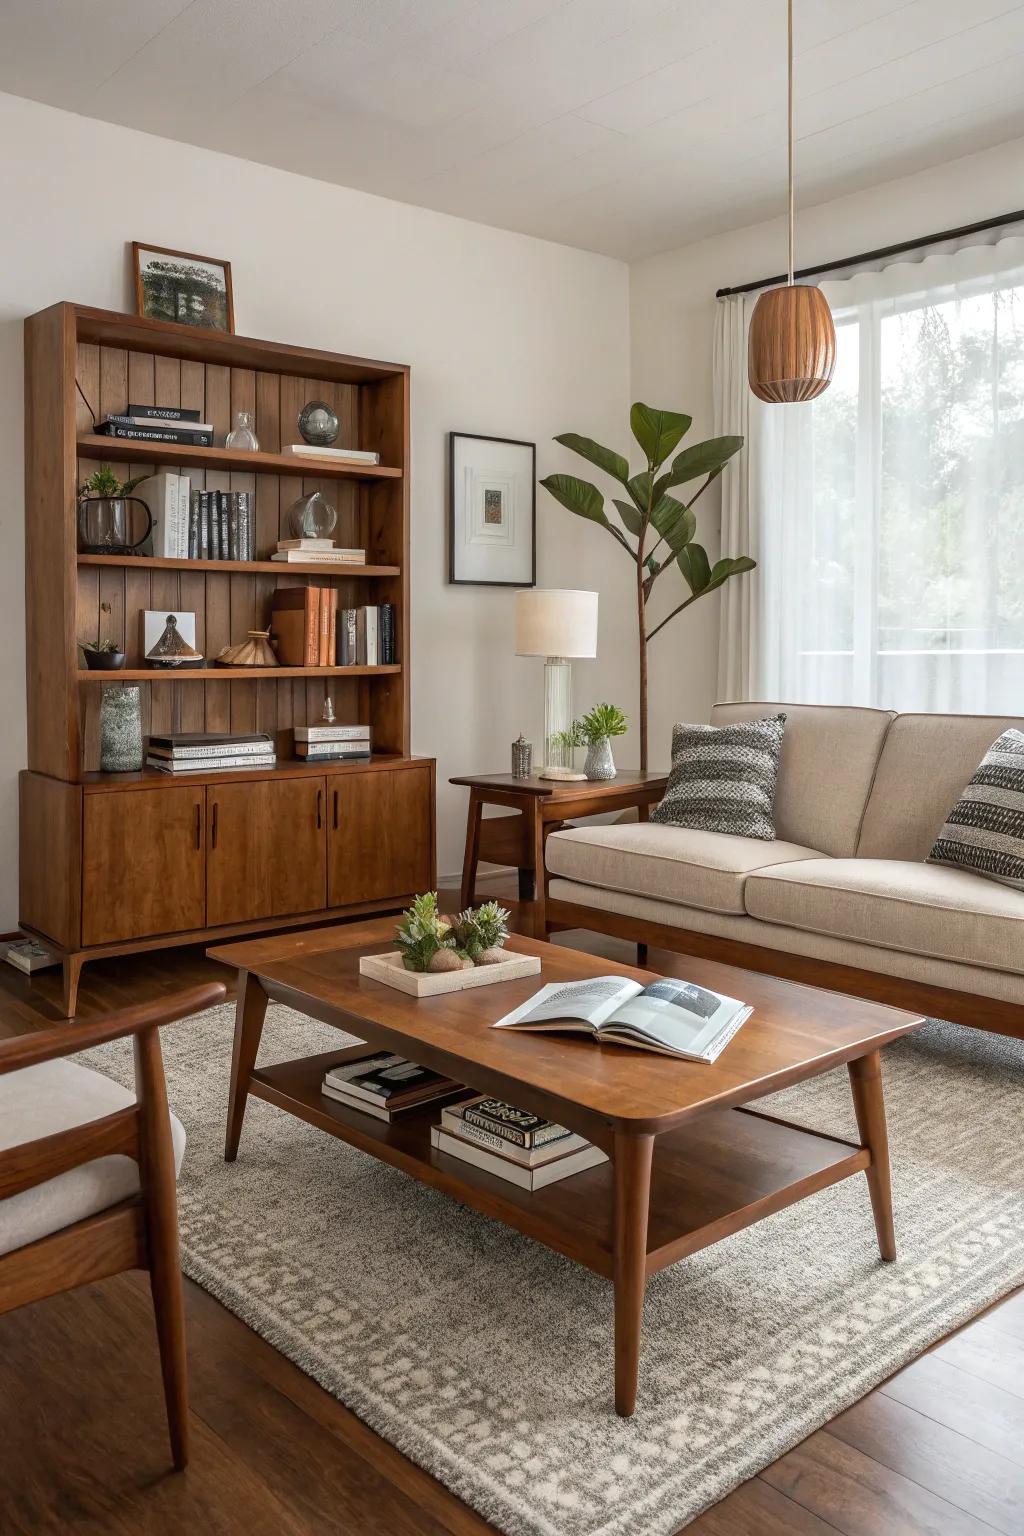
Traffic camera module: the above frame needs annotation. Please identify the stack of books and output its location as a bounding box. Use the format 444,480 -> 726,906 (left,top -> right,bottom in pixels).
280,444 -> 380,467
431,1096 -> 607,1190
272,538 -> 367,566
188,489 -> 254,560
271,592 -> 396,667
3,938 -> 59,975
322,1054 -> 465,1122
294,723 -> 371,763
94,404 -> 213,447
146,731 -> 276,774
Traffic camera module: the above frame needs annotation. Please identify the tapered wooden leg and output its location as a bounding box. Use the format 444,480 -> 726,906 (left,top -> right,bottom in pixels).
529,802 -> 547,939
62,954 -> 83,1018
460,790 -> 483,909
224,970 -> 268,1163
636,943 -> 648,967
133,1025 -> 189,1470
848,1050 -> 896,1261
612,1130 -> 654,1416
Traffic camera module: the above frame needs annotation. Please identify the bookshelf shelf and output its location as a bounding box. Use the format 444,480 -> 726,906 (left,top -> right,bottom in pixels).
82,752 -> 414,791
78,554 -> 401,578
77,665 -> 401,683
76,433 -> 402,481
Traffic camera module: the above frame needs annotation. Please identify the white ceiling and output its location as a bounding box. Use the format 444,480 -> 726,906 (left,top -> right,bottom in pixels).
4,0 -> 1024,260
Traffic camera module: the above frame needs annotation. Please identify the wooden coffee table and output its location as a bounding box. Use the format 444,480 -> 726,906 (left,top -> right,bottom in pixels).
209,919 -> 923,1416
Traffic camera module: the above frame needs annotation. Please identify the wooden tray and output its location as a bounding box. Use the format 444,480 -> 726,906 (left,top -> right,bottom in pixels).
359,949 -> 541,997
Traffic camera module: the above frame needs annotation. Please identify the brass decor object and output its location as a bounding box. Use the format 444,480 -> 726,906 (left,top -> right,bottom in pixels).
748,0 -> 835,403
215,628 -> 279,668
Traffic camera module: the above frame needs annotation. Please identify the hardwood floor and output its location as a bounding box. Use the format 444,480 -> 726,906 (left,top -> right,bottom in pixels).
1,901 -> 1021,1536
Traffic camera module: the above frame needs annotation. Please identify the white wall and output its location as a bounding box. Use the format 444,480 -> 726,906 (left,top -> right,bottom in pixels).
0,90 -> 632,926
630,133 -> 1024,741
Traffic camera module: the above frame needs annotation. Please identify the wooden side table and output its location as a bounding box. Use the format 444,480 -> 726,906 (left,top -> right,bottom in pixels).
449,770 -> 668,938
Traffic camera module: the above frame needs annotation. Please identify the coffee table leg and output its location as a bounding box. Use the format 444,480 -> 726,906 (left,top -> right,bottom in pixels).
225,970 -> 268,1162
848,1050 -> 896,1261
613,1130 -> 654,1416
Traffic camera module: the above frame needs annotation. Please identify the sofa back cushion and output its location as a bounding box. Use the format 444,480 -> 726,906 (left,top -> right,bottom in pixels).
858,712 -> 1024,862
710,701 -> 894,857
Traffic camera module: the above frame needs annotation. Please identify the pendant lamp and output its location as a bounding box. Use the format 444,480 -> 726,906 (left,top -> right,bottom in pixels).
748,0 -> 835,403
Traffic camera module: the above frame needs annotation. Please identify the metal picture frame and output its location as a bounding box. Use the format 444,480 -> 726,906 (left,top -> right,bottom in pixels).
448,431 -> 536,587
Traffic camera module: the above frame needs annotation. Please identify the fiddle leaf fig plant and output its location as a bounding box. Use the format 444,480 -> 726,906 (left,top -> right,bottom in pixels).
541,407 -> 753,769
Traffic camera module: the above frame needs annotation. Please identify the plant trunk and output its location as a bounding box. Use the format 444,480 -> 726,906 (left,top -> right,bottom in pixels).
637,560 -> 648,772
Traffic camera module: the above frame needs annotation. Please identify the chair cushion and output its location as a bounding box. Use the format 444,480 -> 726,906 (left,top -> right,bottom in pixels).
928,727 -> 1024,891
0,1057 -> 185,1258
857,711 -> 1024,861
651,714 -> 786,840
711,701 -> 894,858
745,857 -> 1024,973
545,821 -> 822,915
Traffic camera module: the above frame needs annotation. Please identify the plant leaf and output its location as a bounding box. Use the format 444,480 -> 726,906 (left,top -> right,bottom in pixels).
554,432 -> 629,484
612,498 -> 643,537
629,403 -> 692,467
649,494 -> 695,552
665,436 -> 743,489
677,542 -> 712,595
540,473 -> 611,528
706,555 -> 756,591
625,469 -> 653,511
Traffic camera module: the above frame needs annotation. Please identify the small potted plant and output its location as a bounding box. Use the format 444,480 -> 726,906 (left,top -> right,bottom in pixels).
576,703 -> 628,780
80,636 -> 126,672
77,465 -> 152,555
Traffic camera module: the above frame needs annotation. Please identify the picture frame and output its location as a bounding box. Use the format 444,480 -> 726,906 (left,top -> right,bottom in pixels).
132,242 -> 235,333
448,432 -> 536,587
142,609 -> 203,667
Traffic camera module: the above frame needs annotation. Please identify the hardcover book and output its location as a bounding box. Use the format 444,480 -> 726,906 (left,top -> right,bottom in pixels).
128,403 -> 201,422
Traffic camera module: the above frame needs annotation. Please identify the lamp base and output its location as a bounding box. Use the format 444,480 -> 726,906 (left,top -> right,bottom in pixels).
542,656 -> 572,768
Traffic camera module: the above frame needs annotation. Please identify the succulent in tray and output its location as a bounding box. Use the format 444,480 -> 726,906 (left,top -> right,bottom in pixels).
451,900 -> 511,964
395,891 -> 453,972
395,894 -> 512,972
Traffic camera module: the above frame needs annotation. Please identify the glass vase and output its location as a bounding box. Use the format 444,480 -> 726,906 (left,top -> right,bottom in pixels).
288,490 -> 338,539
225,410 -> 259,451
100,685 -> 143,773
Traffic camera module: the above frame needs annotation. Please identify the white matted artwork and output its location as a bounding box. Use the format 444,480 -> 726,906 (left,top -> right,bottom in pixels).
449,432 -> 536,586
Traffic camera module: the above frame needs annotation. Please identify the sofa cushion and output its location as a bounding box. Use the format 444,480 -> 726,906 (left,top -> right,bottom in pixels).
711,701 -> 894,858
651,714 -> 786,840
857,711 -> 1024,861
0,1057 -> 186,1257
745,857 -> 1024,973
928,728 -> 1024,891
544,821 -> 821,915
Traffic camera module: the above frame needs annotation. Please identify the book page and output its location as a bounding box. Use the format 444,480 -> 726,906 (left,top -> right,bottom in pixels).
602,979 -> 747,1054
492,976 -> 641,1031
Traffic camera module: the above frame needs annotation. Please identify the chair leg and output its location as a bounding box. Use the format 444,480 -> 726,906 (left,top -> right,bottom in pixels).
134,1025 -> 190,1470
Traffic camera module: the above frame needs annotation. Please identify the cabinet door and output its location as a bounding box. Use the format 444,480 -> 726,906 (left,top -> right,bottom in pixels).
328,766 -> 433,907
206,777 -> 327,929
82,786 -> 205,946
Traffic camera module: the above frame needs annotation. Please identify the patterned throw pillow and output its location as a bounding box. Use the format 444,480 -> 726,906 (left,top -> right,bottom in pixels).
651,715 -> 787,841
928,728 -> 1024,889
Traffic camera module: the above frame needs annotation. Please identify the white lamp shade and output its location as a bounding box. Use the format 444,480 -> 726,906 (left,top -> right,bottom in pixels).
515,589 -> 598,658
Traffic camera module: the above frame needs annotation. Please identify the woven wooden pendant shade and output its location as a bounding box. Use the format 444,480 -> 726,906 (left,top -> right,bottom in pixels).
748,283 -> 836,402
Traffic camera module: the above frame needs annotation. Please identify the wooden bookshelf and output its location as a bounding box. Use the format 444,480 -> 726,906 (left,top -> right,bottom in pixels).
20,302 -> 435,1015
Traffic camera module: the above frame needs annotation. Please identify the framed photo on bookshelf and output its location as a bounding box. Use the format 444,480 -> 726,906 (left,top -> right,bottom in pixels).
448,432 -> 536,587
132,242 -> 235,333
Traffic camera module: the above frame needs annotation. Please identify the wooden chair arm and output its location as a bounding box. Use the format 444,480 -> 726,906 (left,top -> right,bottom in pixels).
0,983 -> 227,1075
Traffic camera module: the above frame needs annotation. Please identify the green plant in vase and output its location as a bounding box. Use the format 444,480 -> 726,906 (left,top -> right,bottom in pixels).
578,702 -> 627,780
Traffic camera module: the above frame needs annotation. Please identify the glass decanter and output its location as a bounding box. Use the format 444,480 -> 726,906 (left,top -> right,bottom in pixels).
225,410 -> 259,451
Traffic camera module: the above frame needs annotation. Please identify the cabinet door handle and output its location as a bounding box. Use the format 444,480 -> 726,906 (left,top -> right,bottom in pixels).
194,802 -> 201,850
332,788 -> 339,830
316,788 -> 323,830
211,801 -> 219,849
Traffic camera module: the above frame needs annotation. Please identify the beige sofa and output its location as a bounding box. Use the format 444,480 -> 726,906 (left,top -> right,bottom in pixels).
544,702 -> 1024,1038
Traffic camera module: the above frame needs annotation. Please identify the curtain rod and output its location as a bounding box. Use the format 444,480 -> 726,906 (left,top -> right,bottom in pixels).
715,207 -> 1024,298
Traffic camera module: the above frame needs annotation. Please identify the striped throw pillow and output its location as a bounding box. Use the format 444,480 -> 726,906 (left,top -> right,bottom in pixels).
651,715 -> 786,841
928,728 -> 1024,890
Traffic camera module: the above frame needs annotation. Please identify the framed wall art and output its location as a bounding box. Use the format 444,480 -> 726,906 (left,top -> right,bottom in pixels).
133,242 -> 235,333
448,432 -> 536,587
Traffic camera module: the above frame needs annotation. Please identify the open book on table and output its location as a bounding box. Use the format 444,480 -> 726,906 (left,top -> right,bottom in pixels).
492,975 -> 752,1062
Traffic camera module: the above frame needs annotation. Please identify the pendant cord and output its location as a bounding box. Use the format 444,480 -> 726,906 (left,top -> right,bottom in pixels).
787,0 -> 794,286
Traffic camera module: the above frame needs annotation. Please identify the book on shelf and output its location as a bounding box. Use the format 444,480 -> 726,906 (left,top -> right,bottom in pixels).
293,724 -> 370,743
128,403 -> 201,423
321,1054 -> 465,1122
4,938 -> 59,975
187,490 -> 254,561
430,1125 -> 607,1190
94,422 -> 213,447
272,587 -> 320,667
280,443 -> 381,464
147,754 -> 276,774
271,549 -> 366,565
336,604 -> 394,665
295,744 -> 371,761
492,976 -> 752,1063
440,1097 -> 588,1166
133,471 -> 191,559
277,538 -> 336,552
100,413 -> 214,433
148,732 -> 275,761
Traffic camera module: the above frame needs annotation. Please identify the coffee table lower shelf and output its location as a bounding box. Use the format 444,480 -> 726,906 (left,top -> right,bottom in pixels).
250,1047 -> 869,1281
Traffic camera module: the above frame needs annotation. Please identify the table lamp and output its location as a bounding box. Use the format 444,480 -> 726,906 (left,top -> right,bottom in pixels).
515,589 -> 598,769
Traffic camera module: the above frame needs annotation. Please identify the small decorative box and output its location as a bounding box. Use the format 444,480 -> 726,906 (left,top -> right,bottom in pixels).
359,949 -> 541,997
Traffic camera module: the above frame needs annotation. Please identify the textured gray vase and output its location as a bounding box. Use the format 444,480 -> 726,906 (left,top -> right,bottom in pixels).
584,736 -> 616,780
100,684 -> 144,772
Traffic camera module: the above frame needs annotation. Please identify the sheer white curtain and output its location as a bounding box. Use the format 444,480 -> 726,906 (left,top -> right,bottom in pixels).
716,236 -> 1024,713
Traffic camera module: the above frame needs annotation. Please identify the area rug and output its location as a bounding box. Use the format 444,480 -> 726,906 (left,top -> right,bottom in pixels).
86,1006 -> 1024,1536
